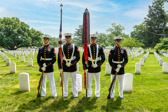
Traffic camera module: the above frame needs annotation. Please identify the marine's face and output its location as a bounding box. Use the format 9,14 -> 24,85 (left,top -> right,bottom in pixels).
65,37 -> 72,44
43,39 -> 49,45
91,38 -> 97,44
115,40 -> 121,46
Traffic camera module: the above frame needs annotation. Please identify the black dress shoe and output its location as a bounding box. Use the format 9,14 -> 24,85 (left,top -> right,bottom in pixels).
63,96 -> 67,99
53,96 -> 57,99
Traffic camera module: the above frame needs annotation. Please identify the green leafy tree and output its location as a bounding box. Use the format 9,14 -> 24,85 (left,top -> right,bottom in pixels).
144,0 -> 167,47
121,38 -> 144,56
121,38 -> 144,48
131,23 -> 146,44
107,23 -> 125,36
97,33 -> 109,48
106,23 -> 128,46
28,28 -> 43,47
72,25 -> 83,47
49,37 -> 59,47
0,17 -> 32,49
0,17 -> 44,49
154,38 -> 168,50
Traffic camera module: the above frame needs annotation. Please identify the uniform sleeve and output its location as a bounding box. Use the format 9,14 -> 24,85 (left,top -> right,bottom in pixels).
47,47 -> 56,67
37,48 -> 42,67
98,47 -> 105,67
121,49 -> 128,67
71,46 -> 80,65
108,49 -> 116,70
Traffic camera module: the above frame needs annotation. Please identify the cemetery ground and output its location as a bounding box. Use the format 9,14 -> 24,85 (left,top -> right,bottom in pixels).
0,51 -> 168,112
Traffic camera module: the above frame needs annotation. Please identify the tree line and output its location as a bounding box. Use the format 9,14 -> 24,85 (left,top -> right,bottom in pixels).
0,0 -> 168,50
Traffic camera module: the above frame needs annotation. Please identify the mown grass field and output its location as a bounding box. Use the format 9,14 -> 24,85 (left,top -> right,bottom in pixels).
0,51 -> 168,112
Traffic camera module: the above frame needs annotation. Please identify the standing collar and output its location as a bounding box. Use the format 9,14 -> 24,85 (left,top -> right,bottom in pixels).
115,45 -> 120,48
66,43 -> 71,46
44,44 -> 49,47
91,43 -> 96,46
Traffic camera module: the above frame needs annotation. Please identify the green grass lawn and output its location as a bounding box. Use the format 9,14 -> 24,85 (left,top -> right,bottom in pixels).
0,52 -> 168,112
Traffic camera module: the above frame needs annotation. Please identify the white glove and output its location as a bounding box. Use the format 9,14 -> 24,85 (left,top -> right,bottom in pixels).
41,67 -> 46,71
59,69 -> 63,73
117,64 -> 121,69
116,68 -> 120,73
91,64 -> 98,68
84,69 -> 88,73
66,62 -> 71,67
43,63 -> 47,67
91,64 -> 95,68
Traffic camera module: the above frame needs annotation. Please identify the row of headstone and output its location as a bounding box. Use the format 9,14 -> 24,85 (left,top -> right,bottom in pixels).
160,52 -> 168,58
154,52 -> 168,73
6,49 -> 36,59
160,52 -> 168,73
0,52 -> 10,65
135,52 -> 149,74
154,52 -> 164,66
1,51 -> 34,75
131,50 -> 144,60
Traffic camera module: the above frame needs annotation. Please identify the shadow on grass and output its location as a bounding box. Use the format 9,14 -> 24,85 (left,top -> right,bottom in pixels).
104,74 -> 111,76
67,97 -> 98,112
41,96 -> 73,111
4,73 -> 12,76
11,91 -> 27,95
101,97 -> 122,111
17,96 -> 50,111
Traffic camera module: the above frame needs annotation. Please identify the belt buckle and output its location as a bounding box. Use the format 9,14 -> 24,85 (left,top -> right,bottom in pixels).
67,59 -> 70,61
93,60 -> 96,62
44,58 -> 46,61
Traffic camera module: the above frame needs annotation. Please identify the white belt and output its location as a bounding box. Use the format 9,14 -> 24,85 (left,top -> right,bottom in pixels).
63,56 -> 76,62
41,58 -> 52,61
112,60 -> 124,64
88,57 -> 101,62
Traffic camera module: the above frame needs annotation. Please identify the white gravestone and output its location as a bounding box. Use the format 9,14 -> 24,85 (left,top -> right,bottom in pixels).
123,73 -> 133,92
159,59 -> 164,66
4,56 -> 7,62
17,54 -> 20,59
19,73 -> 30,92
76,74 -> 82,92
143,57 -> 146,62
162,63 -> 168,73
21,56 -> 25,62
26,53 -> 28,58
10,63 -> 16,74
135,63 -> 141,74
28,58 -> 33,66
105,63 -> 111,75
6,58 -> 10,66
140,58 -> 144,66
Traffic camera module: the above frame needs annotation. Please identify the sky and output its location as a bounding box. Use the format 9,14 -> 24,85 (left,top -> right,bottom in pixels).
0,0 -> 168,37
